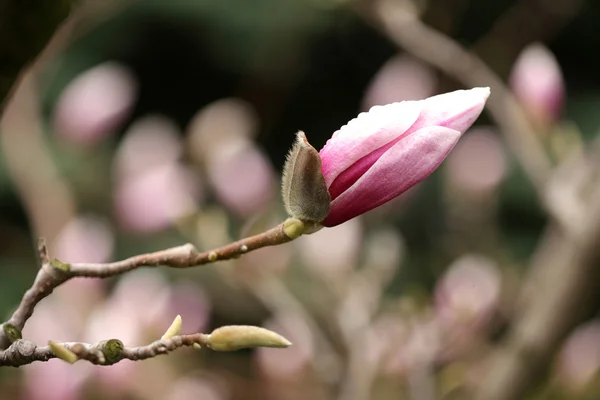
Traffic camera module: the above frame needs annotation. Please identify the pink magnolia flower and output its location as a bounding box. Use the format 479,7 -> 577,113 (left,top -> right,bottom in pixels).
510,43 -> 564,124
319,87 -> 490,227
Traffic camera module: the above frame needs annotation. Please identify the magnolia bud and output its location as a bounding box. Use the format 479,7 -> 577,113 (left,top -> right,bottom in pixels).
281,131 -> 331,223
206,325 -> 292,351
161,315 -> 182,340
49,341 -> 78,364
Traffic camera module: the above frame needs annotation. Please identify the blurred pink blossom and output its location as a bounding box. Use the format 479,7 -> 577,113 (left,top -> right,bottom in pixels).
363,55 -> 437,110
206,142 -> 275,218
115,163 -> 199,233
186,98 -> 275,217
24,359 -> 90,400
444,127 -> 508,194
555,320 -> 600,393
54,62 -> 138,145
319,88 -> 490,226
510,43 -> 565,124
297,216 -> 363,280
434,254 -> 501,331
54,214 -> 114,263
187,98 -> 258,161
115,115 -> 184,178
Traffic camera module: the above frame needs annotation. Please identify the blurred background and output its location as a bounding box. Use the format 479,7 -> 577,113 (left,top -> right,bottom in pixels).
1,0 -> 600,399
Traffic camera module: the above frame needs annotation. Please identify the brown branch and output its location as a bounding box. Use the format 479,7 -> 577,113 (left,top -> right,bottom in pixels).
0,324 -> 292,367
68,222 -> 293,277
0,334 -> 208,367
0,221 -> 298,351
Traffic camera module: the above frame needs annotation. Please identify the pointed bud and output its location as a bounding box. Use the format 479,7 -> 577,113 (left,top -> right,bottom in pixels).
206,325 -> 292,351
49,341 -> 78,364
320,87 -> 490,226
161,315 -> 183,340
281,131 -> 331,223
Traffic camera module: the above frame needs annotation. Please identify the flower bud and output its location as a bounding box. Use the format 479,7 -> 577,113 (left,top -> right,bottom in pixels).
206,325 -> 292,351
510,43 -> 564,124
49,341 -> 78,364
281,131 -> 331,223
320,87 -> 490,226
161,315 -> 182,340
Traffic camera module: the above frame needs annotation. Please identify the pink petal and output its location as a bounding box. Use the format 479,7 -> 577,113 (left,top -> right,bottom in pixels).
322,88 -> 490,201
410,87 -> 490,133
323,126 -> 461,226
320,101 -> 421,188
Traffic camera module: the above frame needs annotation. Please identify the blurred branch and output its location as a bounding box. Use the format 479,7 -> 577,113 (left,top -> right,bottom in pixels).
0,220 -> 301,352
337,255 -> 396,400
0,325 -> 291,367
356,0 -> 552,199
472,0 -> 584,73
0,74 -> 78,244
474,142 -> 600,400
0,0 -> 74,113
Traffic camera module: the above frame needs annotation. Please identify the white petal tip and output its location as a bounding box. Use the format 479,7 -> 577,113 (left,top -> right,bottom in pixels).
472,87 -> 491,100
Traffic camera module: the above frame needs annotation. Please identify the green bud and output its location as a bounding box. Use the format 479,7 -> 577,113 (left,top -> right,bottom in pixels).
101,339 -> 124,364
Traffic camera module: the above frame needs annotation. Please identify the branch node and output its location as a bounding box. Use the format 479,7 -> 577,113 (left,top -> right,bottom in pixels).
2,323 -> 22,343
49,258 -> 71,272
100,339 -> 124,364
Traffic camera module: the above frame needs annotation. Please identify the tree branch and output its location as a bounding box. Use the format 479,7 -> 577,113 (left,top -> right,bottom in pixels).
0,220 -> 301,352
0,324 -> 292,367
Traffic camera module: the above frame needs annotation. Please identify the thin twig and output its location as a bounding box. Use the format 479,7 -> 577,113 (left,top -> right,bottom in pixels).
0,333 -> 211,367
0,222 -> 294,350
